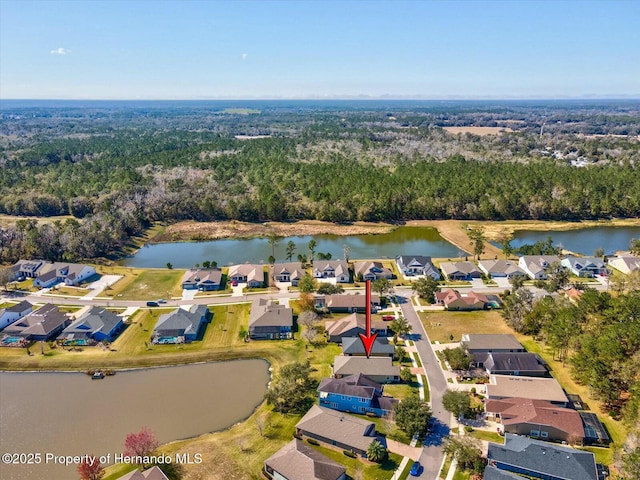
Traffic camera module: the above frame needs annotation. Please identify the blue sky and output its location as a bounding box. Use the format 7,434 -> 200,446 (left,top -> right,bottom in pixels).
1,0 -> 639,99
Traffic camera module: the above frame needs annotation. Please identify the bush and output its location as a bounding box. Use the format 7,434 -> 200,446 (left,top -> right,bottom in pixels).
343,450 -> 357,458
464,425 -> 474,433
365,411 -> 378,417
307,438 -> 320,446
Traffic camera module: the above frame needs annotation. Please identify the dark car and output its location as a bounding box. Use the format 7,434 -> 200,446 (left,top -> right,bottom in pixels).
410,461 -> 421,477
146,301 -> 159,307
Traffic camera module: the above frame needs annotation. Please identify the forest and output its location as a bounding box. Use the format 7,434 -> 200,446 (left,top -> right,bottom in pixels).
0,100 -> 639,261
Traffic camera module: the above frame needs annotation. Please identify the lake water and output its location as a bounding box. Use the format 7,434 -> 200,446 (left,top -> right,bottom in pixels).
0,360 -> 269,480
124,226 -> 464,268
510,226 -> 640,255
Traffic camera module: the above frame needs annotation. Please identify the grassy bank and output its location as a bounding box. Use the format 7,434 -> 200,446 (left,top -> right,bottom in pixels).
419,310 -> 512,343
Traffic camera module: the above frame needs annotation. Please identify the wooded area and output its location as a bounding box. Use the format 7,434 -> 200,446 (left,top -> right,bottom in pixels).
1,100 -> 639,261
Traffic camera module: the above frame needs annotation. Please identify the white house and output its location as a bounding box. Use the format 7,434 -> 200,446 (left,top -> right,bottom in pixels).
608,255 -> 640,275
32,262 -> 96,288
0,300 -> 32,330
561,256 -> 607,277
313,260 -> 350,283
395,255 -> 441,280
518,255 -> 561,280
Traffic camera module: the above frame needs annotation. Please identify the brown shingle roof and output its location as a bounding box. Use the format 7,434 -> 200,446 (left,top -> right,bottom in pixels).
265,439 -> 346,480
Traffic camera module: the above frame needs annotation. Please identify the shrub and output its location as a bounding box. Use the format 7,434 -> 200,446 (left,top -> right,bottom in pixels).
464,425 -> 474,433
307,438 -> 320,446
343,450 -> 357,458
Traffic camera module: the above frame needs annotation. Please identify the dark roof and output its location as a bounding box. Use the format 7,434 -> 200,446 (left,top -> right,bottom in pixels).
482,352 -> 547,374
487,433 -> 598,480
153,305 -> 208,336
483,465 -> 523,480
265,439 -> 346,480
59,306 -> 122,340
4,304 -> 69,337
342,336 -> 394,356
318,373 -> 382,399
3,300 -> 32,313
249,299 -> 293,328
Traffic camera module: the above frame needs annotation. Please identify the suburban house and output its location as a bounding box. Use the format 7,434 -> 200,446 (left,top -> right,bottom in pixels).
228,264 -> 264,287
395,255 -> 441,280
486,433 -> 598,480
561,256 -> 607,277
485,375 -> 569,406
264,439 -> 347,480
295,405 -> 382,457
318,373 -> 398,416
0,300 -> 32,330
151,305 -> 210,343
341,336 -> 394,357
518,255 -> 562,280
181,268 -> 223,291
3,304 -> 71,341
332,356 -> 400,384
608,254 -> 640,275
472,352 -> 548,377
272,262 -> 306,286
439,261 -> 482,281
325,313 -> 387,343
478,260 -> 527,279
313,260 -> 350,283
57,306 -> 124,344
12,259 -> 44,280
315,294 -> 381,313
485,397 -> 585,444
31,261 -> 96,288
461,334 -> 525,354
434,289 -> 496,310
353,261 -> 393,281
248,299 -> 293,340
116,466 -> 169,480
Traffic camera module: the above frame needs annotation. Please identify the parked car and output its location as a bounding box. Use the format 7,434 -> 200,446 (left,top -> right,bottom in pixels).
382,315 -> 395,321
146,301 -> 159,307
157,299 -> 167,304
410,461 -> 421,477
231,280 -> 238,287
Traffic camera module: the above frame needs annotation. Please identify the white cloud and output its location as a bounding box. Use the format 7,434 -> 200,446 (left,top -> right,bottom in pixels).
241,53 -> 248,60
50,47 -> 70,55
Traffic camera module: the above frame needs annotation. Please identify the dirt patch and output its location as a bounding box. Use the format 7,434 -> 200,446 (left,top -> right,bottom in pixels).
442,126 -> 514,136
152,220 -> 396,242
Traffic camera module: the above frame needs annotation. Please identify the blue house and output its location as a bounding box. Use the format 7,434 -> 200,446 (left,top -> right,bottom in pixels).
57,306 -> 124,345
318,373 -> 398,417
152,305 -> 210,344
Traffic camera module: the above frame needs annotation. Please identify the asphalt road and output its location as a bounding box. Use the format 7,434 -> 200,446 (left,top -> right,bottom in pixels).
397,291 -> 450,480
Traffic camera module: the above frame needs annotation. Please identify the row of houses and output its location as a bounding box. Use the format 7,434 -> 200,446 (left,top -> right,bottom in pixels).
460,335 -> 610,447
12,259 -> 96,287
1,302 -> 125,346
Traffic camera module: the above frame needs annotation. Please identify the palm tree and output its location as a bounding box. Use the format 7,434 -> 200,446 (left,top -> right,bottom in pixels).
268,233 -> 282,261
286,240 -> 296,262
366,440 -> 387,463
308,239 -> 317,265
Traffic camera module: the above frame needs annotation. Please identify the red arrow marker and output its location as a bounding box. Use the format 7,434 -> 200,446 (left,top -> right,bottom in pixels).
358,279 -> 378,358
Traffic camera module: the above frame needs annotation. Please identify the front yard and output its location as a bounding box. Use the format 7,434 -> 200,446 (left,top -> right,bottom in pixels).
419,310 -> 513,343
108,269 -> 185,300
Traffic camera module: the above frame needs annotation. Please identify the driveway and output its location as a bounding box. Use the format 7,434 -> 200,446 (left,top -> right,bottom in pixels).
470,278 -> 485,289
181,289 -> 198,301
493,277 -> 511,289
84,275 -> 123,300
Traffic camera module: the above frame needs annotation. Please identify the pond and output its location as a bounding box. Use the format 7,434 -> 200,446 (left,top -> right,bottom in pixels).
123,226 -> 464,268
509,226 -> 640,255
0,360 -> 270,480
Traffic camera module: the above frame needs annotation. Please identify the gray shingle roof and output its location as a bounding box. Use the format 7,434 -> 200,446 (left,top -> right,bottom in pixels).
265,439 -> 346,480
462,334 -> 524,352
153,305 -> 208,336
333,356 -> 400,378
58,306 -> 121,340
318,373 -> 381,399
342,336 -> 394,356
4,304 -> 69,337
296,405 -> 376,453
487,433 -> 598,480
249,299 -> 293,328
483,465 -> 523,480
481,352 -> 547,374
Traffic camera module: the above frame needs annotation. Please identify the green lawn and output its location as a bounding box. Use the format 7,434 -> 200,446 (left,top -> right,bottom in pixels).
110,269 -> 185,300
309,442 -> 403,480
420,310 -> 514,343
467,429 -> 504,444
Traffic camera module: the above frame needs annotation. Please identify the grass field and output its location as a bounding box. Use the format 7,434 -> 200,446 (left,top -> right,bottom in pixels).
467,429 -> 504,444
109,269 -> 185,300
419,310 -> 512,343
